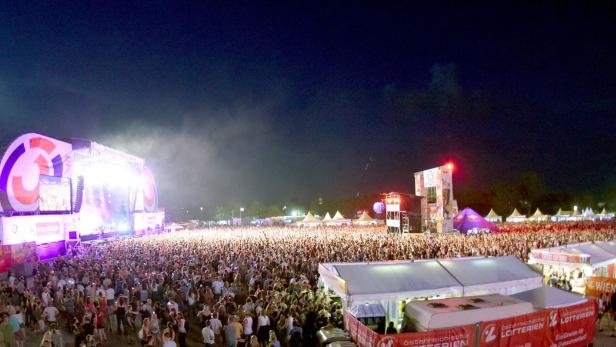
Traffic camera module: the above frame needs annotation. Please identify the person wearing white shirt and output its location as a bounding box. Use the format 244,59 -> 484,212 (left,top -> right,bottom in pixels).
105,287 -> 115,305
242,314 -> 253,338
202,320 -> 215,347
43,304 -> 60,323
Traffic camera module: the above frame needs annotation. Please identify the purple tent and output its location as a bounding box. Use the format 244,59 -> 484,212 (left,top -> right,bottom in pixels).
453,207 -> 500,234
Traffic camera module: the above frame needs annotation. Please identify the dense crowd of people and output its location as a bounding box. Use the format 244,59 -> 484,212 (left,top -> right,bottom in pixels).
0,220 -> 614,347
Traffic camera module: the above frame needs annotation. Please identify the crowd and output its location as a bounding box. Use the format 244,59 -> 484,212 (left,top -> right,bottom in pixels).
0,220 -> 614,347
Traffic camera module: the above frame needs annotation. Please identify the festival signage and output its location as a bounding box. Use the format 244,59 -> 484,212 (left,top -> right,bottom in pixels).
530,250 -> 590,265
585,276 -> 616,297
547,301 -> 596,347
478,310 -> 548,347
385,325 -> 476,347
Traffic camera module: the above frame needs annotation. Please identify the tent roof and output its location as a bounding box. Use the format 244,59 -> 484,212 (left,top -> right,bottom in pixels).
508,208 -> 524,217
541,242 -> 616,267
320,256 -> 542,301
531,208 -> 544,217
454,208 -> 500,234
437,256 -> 541,287
332,260 -> 462,296
322,212 -> 332,221
599,208 -> 608,215
485,209 -> 500,218
333,211 -> 346,220
303,211 -> 320,222
511,286 -> 587,309
357,211 -> 374,221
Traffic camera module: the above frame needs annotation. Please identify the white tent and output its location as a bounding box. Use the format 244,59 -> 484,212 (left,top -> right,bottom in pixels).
326,210 -> 351,226
484,209 -> 502,223
353,211 -> 377,226
319,259 -> 464,325
506,208 -> 527,223
322,212 -> 332,222
511,286 -> 587,309
582,207 -> 596,220
528,208 -> 549,222
437,256 -> 543,296
319,256 -> 542,324
297,211 -> 322,227
596,208 -> 614,221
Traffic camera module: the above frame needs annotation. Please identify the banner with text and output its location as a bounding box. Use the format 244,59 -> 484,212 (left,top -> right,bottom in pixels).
479,310 -> 549,347
585,276 -> 616,297
385,325 -> 476,347
547,300 -> 596,347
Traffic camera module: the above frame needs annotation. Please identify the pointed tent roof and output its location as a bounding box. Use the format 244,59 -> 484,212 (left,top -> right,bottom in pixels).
302,211 -> 319,222
598,208 -> 608,216
531,208 -> 544,217
322,212 -> 332,221
332,211 -> 346,220
485,209 -> 501,218
584,207 -> 595,216
508,208 -> 525,218
357,211 -> 375,221
454,208 -> 500,234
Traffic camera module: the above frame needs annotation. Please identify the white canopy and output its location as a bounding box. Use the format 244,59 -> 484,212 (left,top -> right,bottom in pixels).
319,256 -> 542,324
333,211 -> 346,220
437,256 -> 543,295
357,211 -> 374,221
322,212 -> 332,221
530,241 -> 616,268
302,211 -> 320,222
511,286 -> 587,309
506,208 -> 527,223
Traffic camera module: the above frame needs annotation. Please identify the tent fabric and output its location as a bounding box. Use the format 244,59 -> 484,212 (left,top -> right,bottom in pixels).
454,208 -> 500,234
331,260 -> 463,298
319,256 -> 542,327
302,212 -> 320,222
509,208 -> 524,217
322,212 -> 332,221
531,209 -> 544,217
486,209 -> 500,218
534,241 -> 616,268
437,256 -> 543,295
511,286 -> 587,309
357,211 -> 374,221
333,211 -> 346,220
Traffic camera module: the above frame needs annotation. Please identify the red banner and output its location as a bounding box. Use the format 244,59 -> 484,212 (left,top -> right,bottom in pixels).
585,276 -> 616,297
479,310 -> 549,347
547,301 -> 596,347
385,325 -> 476,347
344,312 -> 378,347
530,250 -> 590,264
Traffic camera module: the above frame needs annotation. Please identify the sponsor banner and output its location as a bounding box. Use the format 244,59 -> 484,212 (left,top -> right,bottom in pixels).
385,325 -> 476,347
586,276 -> 616,297
547,300 -> 595,347
343,312 -> 378,347
479,310 -> 548,347
530,250 -> 590,265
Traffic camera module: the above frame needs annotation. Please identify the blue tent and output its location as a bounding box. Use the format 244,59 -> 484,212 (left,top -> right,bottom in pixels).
454,207 -> 500,234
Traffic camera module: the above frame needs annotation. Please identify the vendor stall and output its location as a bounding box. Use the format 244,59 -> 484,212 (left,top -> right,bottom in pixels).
319,256 -> 542,327
528,241 -> 616,293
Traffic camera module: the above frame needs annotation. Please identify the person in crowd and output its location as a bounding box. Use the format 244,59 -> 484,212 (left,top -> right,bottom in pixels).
202,319 -> 215,347
386,321 -> 398,334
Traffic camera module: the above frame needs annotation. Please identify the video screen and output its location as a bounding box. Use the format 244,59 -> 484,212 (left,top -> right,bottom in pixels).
39,175 -> 72,212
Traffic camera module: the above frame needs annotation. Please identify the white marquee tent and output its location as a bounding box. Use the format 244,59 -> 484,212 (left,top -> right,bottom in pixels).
506,208 -> 527,223
297,211 -> 322,227
485,209 -> 502,223
353,211 -> 377,226
319,256 -> 542,324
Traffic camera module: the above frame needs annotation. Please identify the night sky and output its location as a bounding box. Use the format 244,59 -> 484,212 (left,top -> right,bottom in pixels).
1,2 -> 615,210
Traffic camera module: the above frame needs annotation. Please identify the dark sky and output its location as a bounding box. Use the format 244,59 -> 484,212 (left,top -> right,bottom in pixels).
1,2 -> 615,209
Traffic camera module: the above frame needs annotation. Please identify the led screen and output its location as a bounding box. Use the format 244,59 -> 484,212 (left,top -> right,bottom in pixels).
38,175 -> 71,212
